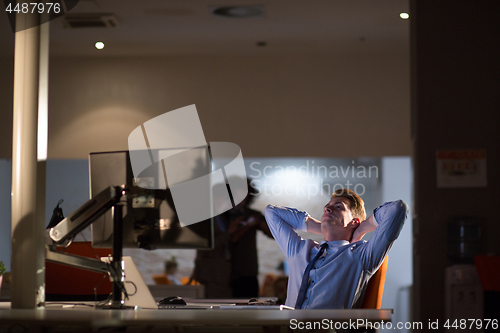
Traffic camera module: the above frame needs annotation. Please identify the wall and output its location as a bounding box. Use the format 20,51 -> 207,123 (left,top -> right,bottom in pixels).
0,52 -> 410,159
0,160 -> 91,272
411,0 -> 500,327
380,157 -> 413,333
0,55 -> 14,159
0,160 -> 11,270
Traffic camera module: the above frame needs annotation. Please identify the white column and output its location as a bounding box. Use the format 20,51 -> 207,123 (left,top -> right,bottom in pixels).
11,12 -> 45,309
36,16 -> 50,304
38,16 -> 49,162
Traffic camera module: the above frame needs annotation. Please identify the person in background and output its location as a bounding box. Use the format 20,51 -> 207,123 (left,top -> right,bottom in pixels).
190,204 -> 233,298
191,178 -> 273,298
165,256 -> 181,285
276,260 -> 289,276
227,179 -> 274,298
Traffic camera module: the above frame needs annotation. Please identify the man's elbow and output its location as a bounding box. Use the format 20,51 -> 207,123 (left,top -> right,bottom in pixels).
264,205 -> 279,232
395,200 -> 409,217
386,200 -> 408,241
264,204 -> 276,220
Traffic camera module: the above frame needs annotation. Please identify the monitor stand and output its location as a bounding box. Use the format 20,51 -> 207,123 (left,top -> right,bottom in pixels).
46,186 -> 143,309
97,204 -> 135,310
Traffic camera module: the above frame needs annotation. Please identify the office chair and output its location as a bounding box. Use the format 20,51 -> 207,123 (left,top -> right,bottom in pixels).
360,255 -> 389,309
344,256 -> 389,333
153,274 -> 201,285
180,277 -> 201,285
152,274 -> 172,285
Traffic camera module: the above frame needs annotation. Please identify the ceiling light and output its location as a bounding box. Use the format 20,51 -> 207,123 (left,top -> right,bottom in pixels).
211,6 -> 264,18
95,41 -> 105,50
400,13 -> 409,19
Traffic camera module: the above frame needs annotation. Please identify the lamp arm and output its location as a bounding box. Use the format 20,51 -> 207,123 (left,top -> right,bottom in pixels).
45,185 -> 129,305
48,185 -> 124,244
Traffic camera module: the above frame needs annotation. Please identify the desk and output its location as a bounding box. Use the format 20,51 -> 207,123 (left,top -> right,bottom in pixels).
0,302 -> 392,332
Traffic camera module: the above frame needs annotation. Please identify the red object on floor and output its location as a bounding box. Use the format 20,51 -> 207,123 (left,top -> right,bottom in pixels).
45,242 -> 112,300
474,255 -> 500,291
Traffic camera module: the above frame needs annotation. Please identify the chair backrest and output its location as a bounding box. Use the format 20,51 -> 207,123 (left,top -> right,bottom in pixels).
153,274 -> 172,285
260,274 -> 278,297
273,276 -> 289,305
180,276 -> 201,285
360,255 -> 389,309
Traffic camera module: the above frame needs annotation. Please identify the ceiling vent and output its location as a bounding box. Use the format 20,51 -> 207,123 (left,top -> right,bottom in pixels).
61,13 -> 120,28
211,6 -> 265,18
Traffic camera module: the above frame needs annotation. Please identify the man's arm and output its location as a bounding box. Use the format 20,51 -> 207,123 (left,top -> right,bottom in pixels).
356,200 -> 408,272
264,205 -> 309,258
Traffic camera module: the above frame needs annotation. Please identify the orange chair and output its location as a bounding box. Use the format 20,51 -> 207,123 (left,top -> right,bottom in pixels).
180,276 -> 200,285
273,276 -> 289,305
153,275 -> 200,285
260,274 -> 278,297
153,274 -> 172,285
360,255 -> 389,309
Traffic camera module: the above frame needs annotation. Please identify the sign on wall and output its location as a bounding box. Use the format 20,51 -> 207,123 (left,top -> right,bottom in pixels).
436,150 -> 487,188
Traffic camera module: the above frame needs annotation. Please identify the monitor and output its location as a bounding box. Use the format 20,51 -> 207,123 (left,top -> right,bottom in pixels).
89,149 -> 214,250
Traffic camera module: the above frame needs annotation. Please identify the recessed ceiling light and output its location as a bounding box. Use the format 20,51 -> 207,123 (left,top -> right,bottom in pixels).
400,13 -> 409,19
211,6 -> 264,18
95,41 -> 105,50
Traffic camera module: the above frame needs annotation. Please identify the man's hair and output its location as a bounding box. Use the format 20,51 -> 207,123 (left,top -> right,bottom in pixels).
331,189 -> 366,221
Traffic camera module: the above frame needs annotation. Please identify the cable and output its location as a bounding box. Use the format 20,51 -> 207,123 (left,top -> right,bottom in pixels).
124,280 -> 138,296
80,232 -> 102,260
93,272 -> 111,304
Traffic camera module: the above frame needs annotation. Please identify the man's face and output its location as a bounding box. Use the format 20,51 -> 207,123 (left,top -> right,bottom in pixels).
321,197 -> 354,230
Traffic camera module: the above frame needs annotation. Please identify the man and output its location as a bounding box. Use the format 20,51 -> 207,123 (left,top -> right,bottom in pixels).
165,257 -> 181,285
227,183 -> 274,298
264,189 -> 408,309
191,178 -> 273,298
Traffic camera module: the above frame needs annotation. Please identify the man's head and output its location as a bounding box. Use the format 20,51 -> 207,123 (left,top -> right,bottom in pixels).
331,189 -> 366,221
165,257 -> 178,274
320,189 -> 366,241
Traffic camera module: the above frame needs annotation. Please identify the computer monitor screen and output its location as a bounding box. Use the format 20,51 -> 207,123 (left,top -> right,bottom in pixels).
90,149 -> 214,250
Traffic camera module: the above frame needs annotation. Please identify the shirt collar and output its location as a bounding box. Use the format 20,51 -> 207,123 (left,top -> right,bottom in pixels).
320,240 -> 349,248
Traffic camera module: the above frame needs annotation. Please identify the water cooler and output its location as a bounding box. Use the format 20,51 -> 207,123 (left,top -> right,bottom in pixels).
445,217 -> 483,324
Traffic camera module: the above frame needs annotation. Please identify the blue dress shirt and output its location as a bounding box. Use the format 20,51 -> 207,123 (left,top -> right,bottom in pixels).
264,200 -> 408,309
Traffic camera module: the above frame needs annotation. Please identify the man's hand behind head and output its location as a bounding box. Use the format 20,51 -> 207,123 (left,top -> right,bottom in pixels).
350,214 -> 378,243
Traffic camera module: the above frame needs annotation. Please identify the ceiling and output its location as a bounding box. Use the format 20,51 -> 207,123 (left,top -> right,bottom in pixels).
0,0 -> 409,56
